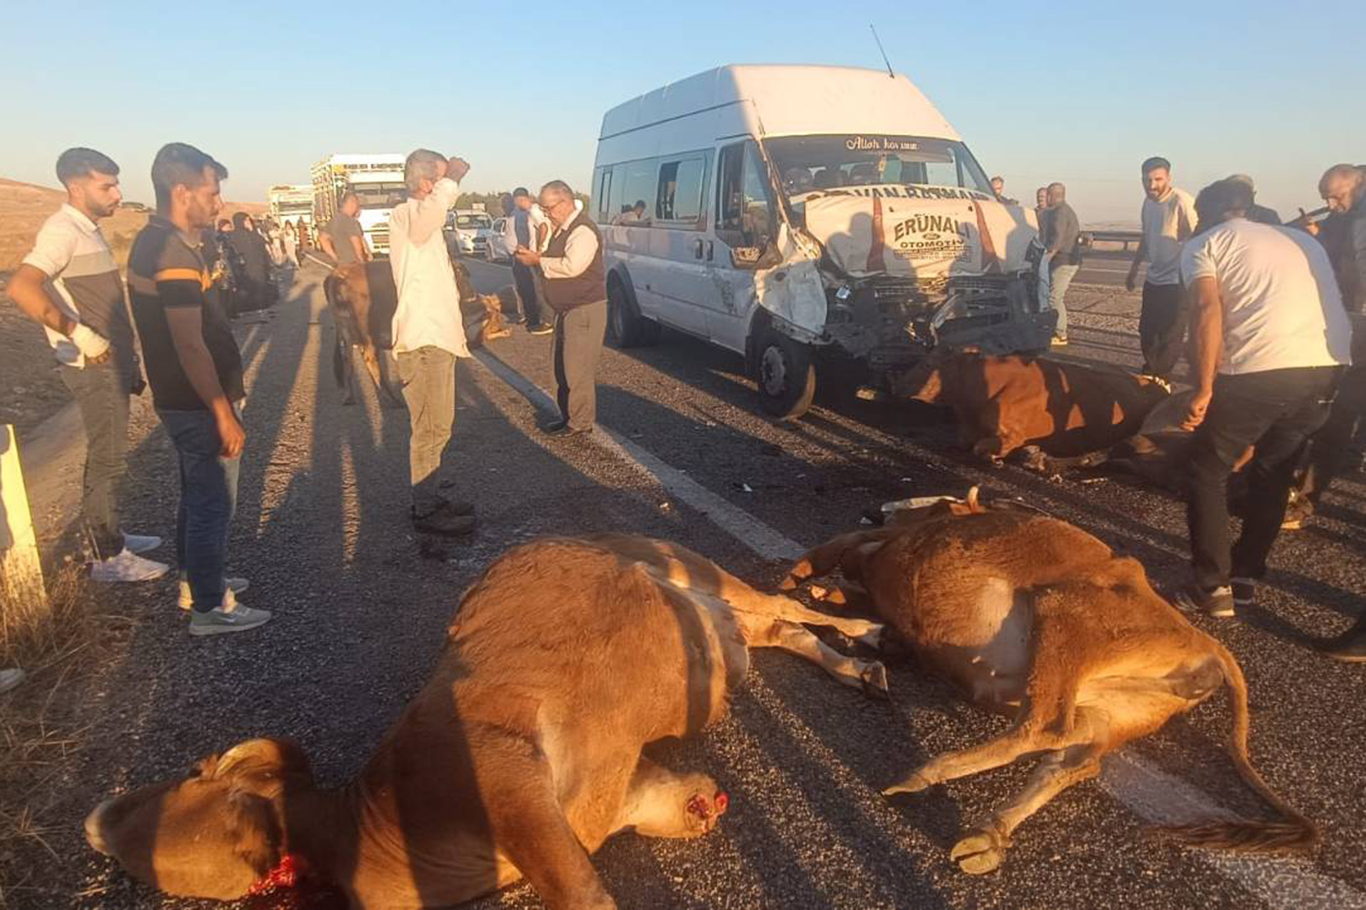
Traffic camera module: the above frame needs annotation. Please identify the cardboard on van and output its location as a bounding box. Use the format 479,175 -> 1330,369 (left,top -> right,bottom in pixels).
800,191 -> 1038,280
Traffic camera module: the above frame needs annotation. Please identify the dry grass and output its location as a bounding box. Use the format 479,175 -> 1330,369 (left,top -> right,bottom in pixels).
0,565 -> 129,908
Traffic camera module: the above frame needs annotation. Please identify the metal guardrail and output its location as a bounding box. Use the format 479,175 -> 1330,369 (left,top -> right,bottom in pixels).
1086,230 -> 1142,251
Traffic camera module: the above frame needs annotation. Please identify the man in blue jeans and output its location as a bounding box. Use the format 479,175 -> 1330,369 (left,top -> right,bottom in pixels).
128,143 -> 270,636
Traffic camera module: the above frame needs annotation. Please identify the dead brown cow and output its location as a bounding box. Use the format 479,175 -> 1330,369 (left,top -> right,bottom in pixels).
888,349 -> 1171,464
783,491 -> 1316,874
84,535 -> 886,910
325,258 -> 509,406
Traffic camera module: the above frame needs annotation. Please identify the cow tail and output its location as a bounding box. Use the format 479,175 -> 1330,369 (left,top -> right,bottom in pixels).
1158,638 -> 1318,853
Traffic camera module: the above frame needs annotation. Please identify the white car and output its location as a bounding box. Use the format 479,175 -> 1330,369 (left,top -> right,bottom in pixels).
486,217 -> 517,262
446,210 -> 493,257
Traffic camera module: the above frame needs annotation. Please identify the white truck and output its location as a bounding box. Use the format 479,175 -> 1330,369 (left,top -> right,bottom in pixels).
592,64 -> 1052,419
267,184 -> 314,229
310,154 -> 407,255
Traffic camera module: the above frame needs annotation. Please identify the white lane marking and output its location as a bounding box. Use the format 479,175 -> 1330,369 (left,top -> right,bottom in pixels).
472,290 -> 1363,908
1104,753 -> 1366,909
471,348 -> 804,563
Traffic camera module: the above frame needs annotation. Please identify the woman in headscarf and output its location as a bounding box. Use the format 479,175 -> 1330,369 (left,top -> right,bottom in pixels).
228,212 -> 276,311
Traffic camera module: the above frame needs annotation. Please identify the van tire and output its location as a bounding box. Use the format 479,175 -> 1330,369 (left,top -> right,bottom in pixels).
754,327 -> 816,420
607,274 -> 659,347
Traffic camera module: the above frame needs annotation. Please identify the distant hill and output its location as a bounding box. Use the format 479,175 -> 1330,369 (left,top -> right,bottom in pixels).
0,177 -> 266,272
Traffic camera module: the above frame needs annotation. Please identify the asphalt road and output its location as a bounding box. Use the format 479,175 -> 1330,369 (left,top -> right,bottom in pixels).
50,260 -> 1366,910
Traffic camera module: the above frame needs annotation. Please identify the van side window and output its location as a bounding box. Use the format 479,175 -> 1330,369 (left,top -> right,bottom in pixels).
596,168 -> 613,221
716,141 -> 772,248
654,156 -> 706,226
621,159 -> 657,222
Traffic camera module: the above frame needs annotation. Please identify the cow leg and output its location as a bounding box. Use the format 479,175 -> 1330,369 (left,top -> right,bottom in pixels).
485,760 -> 618,910
886,603 -> 1087,794
781,529 -> 902,591
739,614 -> 889,697
949,743 -> 1102,875
637,552 -> 884,648
613,757 -> 727,840
334,335 -> 358,405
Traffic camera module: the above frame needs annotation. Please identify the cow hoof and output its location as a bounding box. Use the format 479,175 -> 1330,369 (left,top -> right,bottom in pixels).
950,829 -> 1006,875
883,771 -> 934,796
861,661 -> 890,699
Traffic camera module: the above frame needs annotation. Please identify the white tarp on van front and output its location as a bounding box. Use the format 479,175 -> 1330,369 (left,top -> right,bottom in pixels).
798,188 -> 1039,280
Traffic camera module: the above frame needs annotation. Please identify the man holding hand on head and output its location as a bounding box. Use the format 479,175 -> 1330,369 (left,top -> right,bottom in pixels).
7,148 -> 168,583
515,180 -> 606,439
388,149 -> 476,537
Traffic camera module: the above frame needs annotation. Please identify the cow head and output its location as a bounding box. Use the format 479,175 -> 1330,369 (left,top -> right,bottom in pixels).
85,738 -> 314,900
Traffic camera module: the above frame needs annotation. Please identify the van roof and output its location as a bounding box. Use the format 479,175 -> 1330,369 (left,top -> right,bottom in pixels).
599,64 -> 960,143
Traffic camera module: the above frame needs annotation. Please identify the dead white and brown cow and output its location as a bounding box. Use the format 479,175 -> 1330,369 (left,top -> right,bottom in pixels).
84,535 -> 886,910
882,348 -> 1171,465
783,490 -> 1317,874
324,258 -> 512,406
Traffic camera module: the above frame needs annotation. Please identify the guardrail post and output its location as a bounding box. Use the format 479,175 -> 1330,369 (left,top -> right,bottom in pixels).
0,424 -> 47,620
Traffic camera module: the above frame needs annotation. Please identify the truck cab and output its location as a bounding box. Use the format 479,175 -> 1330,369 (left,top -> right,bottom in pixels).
592,65 -> 1052,419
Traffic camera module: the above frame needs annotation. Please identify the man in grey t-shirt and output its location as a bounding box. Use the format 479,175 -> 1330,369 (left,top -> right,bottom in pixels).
321,191 -> 370,265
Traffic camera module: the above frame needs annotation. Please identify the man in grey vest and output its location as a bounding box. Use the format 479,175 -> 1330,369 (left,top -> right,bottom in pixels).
514,180 -> 605,438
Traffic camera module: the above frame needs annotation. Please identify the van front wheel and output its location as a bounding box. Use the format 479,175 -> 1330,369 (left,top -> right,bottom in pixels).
755,329 -> 816,420
607,276 -> 659,348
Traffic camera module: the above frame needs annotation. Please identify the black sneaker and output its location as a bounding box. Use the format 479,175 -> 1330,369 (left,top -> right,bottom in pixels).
527,322 -> 553,336
1319,619 -> 1366,663
1174,583 -> 1235,618
1230,577 -> 1256,608
539,419 -> 568,434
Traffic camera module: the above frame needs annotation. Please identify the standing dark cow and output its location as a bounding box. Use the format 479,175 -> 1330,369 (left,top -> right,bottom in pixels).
325,258 -> 509,406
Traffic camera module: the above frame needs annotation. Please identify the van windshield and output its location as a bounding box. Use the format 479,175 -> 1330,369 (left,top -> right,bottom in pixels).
766,135 -> 992,199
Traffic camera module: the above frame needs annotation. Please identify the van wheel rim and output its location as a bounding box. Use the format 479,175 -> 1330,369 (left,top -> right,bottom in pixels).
760,346 -> 787,395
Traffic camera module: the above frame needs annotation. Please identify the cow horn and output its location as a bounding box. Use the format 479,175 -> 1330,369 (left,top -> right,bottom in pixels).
215,738 -> 310,781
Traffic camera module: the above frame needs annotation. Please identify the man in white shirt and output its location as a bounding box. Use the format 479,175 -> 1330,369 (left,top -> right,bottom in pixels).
1175,178 -> 1352,618
389,148 -> 475,536
6,148 -> 168,583
1126,157 -> 1199,381
514,180 -> 606,438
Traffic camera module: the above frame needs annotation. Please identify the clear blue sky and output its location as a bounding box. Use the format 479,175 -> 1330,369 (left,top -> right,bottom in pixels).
3,0 -> 1361,225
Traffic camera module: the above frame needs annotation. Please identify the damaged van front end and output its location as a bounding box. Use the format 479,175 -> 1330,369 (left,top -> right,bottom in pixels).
753,185 -> 1055,391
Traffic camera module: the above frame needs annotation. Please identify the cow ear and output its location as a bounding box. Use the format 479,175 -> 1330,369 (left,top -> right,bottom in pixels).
227,791 -> 284,878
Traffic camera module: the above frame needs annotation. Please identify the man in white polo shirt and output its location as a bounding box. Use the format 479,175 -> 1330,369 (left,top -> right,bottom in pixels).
389,148 -> 476,537
6,148 -> 168,583
1126,156 -> 1198,382
1175,178 -> 1352,617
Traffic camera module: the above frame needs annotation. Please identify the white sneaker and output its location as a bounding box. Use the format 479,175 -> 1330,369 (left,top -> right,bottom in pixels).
177,576 -> 249,610
189,601 -> 272,636
123,532 -> 163,554
90,548 -> 169,583
0,668 -> 24,694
